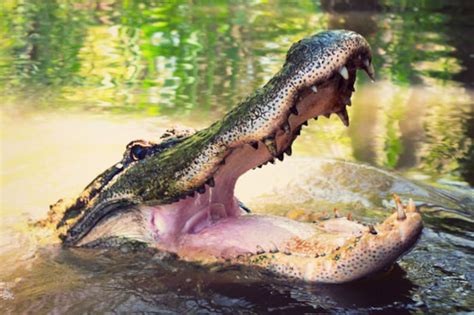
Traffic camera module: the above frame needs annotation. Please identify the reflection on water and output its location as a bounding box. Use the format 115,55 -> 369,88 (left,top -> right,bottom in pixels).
0,0 -> 473,313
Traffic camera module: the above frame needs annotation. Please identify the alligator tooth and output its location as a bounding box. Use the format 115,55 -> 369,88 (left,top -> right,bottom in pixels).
206,177 -> 215,187
368,225 -> 378,235
336,108 -> 349,127
290,106 -> 299,115
333,208 -> 340,218
311,85 -> 318,93
269,244 -> 279,253
392,194 -> 407,220
282,121 -> 291,134
263,137 -> 278,156
197,185 -> 206,194
397,203 -> 407,220
407,198 -> 416,212
363,59 -> 375,81
250,141 -> 259,150
285,146 -> 292,156
277,152 -> 284,161
339,66 -> 349,80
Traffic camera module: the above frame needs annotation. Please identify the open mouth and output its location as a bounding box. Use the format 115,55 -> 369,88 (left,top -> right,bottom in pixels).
59,30 -> 424,283
116,47 -> 377,250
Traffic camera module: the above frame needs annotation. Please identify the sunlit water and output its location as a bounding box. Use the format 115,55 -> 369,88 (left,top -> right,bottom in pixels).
1,0 -> 473,313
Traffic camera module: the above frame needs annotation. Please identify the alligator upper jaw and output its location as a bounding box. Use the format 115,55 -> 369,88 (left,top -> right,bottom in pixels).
128,38 -> 376,249
134,55 -> 374,241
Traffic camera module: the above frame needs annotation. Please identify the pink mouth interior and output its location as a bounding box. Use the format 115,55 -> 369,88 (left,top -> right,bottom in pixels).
147,84 -> 346,258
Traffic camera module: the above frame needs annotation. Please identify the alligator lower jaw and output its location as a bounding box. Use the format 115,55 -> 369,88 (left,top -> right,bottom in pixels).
176,204 -> 422,283
79,195 -> 422,283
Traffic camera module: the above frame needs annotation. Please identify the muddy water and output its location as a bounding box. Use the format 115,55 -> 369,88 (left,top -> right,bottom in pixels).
1,0 -> 473,313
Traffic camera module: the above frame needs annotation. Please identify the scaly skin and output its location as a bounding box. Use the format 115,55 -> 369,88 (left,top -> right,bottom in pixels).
46,30 -> 423,284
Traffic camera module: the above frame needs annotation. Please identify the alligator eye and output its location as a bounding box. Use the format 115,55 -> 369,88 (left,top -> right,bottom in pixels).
130,145 -> 147,161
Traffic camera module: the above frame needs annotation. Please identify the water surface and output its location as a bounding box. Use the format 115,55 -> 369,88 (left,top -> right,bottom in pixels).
1,0 -> 473,313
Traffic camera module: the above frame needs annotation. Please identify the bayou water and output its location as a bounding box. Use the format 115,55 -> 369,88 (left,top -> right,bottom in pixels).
1,1 -> 473,313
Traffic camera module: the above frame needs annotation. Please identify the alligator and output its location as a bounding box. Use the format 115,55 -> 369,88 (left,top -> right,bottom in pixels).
45,30 -> 423,283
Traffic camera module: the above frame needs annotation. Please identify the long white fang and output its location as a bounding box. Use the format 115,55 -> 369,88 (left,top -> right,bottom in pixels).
311,85 -> 318,93
339,66 -> 349,80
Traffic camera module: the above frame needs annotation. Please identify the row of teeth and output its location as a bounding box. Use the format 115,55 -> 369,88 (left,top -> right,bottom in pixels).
253,59 -> 376,167
182,58 -> 375,199
246,195 -> 416,257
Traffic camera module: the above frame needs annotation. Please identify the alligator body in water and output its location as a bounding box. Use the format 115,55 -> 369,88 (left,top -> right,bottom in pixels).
46,30 -> 423,283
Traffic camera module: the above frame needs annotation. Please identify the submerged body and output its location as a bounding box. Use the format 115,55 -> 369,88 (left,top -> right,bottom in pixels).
46,30 -> 423,283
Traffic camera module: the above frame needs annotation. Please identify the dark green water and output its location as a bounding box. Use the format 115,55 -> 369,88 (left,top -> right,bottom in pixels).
1,0 -> 473,313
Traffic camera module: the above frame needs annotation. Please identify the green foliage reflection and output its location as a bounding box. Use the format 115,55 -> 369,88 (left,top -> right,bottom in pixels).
0,0 -> 472,185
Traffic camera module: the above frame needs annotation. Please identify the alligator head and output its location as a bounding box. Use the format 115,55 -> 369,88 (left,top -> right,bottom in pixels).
51,30 -> 423,283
